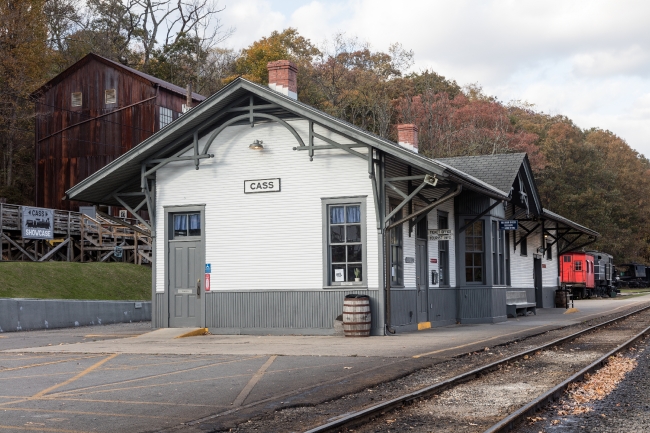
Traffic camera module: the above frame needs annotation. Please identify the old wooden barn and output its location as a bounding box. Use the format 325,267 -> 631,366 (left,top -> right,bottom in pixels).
33,53 -> 205,212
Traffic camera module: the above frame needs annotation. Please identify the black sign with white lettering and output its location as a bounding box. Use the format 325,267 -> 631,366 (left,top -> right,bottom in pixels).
244,178 -> 281,193
22,207 -> 54,239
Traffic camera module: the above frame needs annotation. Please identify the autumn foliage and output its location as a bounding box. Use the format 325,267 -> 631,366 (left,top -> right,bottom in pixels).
2,19 -> 650,263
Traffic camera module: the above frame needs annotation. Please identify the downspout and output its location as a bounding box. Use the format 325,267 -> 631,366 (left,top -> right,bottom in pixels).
384,184 -> 463,334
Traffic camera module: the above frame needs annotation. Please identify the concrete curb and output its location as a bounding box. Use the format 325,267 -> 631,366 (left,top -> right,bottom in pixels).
0,298 -> 151,332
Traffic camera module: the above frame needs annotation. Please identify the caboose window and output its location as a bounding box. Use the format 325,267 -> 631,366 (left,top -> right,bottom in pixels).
563,255 -> 571,262
575,261 -> 582,271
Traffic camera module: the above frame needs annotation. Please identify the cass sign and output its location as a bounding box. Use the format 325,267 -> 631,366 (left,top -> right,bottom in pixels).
244,178 -> 281,194
22,207 -> 54,239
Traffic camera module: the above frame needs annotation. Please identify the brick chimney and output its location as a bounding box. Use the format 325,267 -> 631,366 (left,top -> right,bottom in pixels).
267,60 -> 298,100
397,124 -> 418,153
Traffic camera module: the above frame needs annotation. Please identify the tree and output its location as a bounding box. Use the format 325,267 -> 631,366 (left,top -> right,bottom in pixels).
0,0 -> 50,203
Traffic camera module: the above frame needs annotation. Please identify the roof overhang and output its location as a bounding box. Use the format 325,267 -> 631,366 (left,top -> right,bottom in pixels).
66,78 -> 509,207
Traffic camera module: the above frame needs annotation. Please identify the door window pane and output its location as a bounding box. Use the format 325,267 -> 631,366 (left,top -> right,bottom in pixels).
173,213 -> 201,238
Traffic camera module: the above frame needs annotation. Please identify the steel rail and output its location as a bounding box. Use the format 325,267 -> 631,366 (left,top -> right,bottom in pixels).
302,303 -> 650,433
483,322 -> 650,433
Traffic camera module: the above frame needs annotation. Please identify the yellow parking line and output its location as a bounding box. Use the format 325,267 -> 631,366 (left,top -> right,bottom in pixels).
48,355 -> 264,398
32,354 -> 118,398
0,425 -> 86,433
0,355 -> 103,372
1,407 -> 164,419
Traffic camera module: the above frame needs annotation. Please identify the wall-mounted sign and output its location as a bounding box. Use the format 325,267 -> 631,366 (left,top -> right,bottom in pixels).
244,178 -> 281,193
22,207 -> 54,240
205,263 -> 211,274
430,258 -> 438,264
205,273 -> 211,291
428,229 -> 453,241
405,257 -> 415,263
499,220 -> 519,230
114,246 -> 123,258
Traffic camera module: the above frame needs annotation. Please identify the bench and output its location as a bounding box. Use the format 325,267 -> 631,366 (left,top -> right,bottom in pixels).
506,291 -> 537,318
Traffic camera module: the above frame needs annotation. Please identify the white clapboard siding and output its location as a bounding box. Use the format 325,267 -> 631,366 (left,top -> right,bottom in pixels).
155,120 -> 378,292
426,198 -> 455,288
509,225 -> 560,288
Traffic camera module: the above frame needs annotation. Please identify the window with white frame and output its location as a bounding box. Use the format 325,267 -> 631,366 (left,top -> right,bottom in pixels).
71,92 -> 82,107
159,107 -> 173,128
323,198 -> 366,286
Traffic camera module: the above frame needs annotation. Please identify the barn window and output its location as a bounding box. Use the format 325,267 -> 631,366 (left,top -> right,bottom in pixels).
575,261 -> 582,271
160,107 -> 173,128
322,198 -> 366,287
71,92 -> 82,107
389,202 -> 403,287
105,89 -> 116,104
465,220 -> 484,284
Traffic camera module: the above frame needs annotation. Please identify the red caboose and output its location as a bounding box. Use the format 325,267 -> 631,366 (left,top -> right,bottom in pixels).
560,252 -> 595,299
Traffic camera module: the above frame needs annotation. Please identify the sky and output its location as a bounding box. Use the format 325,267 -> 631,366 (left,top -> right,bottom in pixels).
217,0 -> 650,157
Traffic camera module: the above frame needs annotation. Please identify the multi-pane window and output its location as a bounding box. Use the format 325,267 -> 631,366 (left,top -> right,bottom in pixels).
329,204 -> 363,284
71,92 -> 82,107
563,255 -> 572,263
160,107 -> 173,128
492,221 -> 506,285
575,260 -> 582,271
173,213 -> 201,238
438,214 -> 449,286
105,89 -> 116,105
505,232 -> 511,286
389,203 -> 403,286
465,220 -> 484,283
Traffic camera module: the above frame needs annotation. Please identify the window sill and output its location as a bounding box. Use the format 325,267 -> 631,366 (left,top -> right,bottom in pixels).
324,284 -> 367,289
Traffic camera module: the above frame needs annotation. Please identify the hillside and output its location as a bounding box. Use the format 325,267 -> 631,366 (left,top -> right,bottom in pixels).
0,262 -> 151,300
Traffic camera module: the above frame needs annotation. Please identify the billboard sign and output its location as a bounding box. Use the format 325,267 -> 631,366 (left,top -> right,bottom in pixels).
22,207 -> 54,240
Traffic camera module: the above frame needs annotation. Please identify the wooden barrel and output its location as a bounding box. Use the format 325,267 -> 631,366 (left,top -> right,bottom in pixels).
343,295 -> 371,337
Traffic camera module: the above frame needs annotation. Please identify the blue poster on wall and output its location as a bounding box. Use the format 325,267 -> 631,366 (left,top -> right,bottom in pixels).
205,263 -> 211,274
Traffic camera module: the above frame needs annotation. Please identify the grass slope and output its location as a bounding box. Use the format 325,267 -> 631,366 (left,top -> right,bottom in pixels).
0,262 -> 151,300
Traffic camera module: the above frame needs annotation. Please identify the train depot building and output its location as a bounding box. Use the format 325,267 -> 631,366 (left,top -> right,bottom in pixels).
66,61 -> 599,335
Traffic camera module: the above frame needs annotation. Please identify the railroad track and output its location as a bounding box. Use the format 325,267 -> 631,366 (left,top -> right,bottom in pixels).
302,303 -> 650,433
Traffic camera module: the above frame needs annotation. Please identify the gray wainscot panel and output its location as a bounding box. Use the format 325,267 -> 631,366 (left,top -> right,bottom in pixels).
457,288 -> 507,324
429,289 -> 457,327
389,288 -> 417,330
0,298 -> 151,332
206,290 -> 381,336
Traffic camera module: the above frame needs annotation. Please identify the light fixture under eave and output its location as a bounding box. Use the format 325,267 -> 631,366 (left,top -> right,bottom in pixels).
249,139 -> 264,151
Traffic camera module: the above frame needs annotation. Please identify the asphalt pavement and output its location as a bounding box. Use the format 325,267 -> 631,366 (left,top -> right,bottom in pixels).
1,295 -> 649,433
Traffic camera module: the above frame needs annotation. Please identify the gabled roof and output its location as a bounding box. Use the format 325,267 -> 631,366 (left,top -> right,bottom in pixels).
436,153 -> 526,194
33,53 -> 205,101
66,77 -> 510,207
542,208 -> 600,237
436,153 -> 542,215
